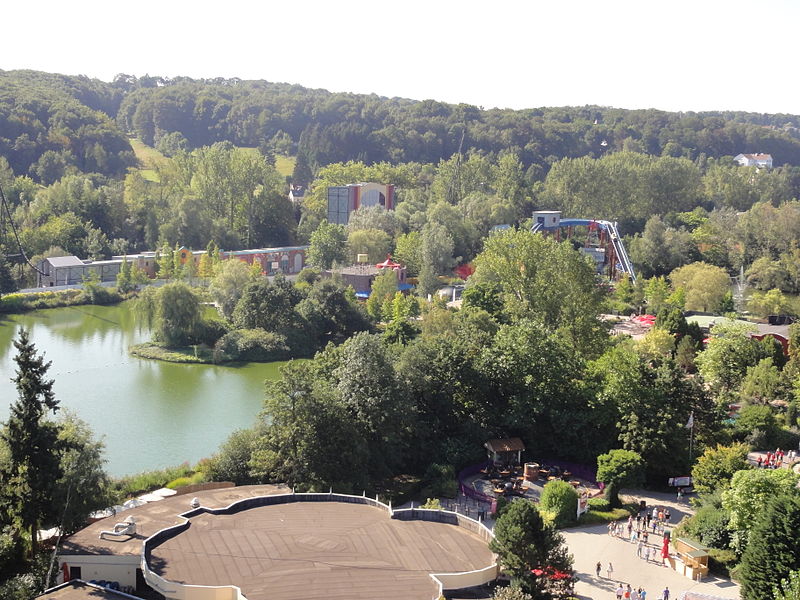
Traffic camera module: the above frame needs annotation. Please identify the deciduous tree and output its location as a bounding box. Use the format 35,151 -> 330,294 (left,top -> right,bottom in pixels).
596,449 -> 644,507
722,468 -> 799,551
691,443 -> 750,495
307,221 -> 348,269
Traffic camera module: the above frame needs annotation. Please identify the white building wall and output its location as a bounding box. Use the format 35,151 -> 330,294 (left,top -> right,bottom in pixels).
59,554 -> 139,588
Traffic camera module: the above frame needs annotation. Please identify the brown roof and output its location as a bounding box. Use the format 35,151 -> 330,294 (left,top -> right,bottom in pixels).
149,501 -> 494,600
485,437 -> 526,453
37,580 -> 139,599
61,483 -> 289,556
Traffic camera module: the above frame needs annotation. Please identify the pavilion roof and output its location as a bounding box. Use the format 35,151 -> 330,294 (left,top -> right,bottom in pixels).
485,437 -> 526,453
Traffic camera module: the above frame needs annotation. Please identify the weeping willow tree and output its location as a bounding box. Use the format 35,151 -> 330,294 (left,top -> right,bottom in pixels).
134,281 -> 202,347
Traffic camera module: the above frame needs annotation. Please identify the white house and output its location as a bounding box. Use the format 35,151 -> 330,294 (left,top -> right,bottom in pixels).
734,153 -> 773,168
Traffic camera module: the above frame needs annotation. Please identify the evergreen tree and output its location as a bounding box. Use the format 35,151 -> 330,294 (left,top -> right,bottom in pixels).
1,329 -> 63,558
173,244 -> 184,280
292,149 -> 314,186
156,244 -> 174,280
489,500 -> 574,599
739,495 -> 800,600
115,257 -> 133,293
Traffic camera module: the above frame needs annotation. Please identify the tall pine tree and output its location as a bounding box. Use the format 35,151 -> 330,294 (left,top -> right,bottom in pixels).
2,329 -> 63,558
490,500 -> 574,599
739,494 -> 800,600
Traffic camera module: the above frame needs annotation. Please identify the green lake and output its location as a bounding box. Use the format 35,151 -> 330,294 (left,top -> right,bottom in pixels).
0,302 -> 286,477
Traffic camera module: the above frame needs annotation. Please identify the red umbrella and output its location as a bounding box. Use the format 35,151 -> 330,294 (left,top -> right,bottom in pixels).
530,567 -> 572,580
661,536 -> 670,559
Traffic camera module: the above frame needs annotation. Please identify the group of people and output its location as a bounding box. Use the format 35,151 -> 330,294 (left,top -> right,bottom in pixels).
595,564 -> 670,600
607,508 -> 670,541
757,448 -> 796,469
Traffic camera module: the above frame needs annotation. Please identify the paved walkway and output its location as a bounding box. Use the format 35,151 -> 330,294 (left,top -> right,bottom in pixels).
562,490 -> 739,600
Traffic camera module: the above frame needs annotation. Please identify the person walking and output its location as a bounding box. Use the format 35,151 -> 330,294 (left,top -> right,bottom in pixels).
616,583 -> 623,600
640,589 -> 647,600
596,561 -> 602,578
608,562 -> 614,580
637,540 -> 643,557
662,586 -> 670,600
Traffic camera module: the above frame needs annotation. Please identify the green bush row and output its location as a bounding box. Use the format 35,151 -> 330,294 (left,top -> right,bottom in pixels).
110,463 -> 207,500
0,288 -> 122,313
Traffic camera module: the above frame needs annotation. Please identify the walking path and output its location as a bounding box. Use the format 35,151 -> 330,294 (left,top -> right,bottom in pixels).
562,490 -> 739,600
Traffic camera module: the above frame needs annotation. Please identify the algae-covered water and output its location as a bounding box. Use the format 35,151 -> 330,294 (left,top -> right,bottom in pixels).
0,302 -> 286,476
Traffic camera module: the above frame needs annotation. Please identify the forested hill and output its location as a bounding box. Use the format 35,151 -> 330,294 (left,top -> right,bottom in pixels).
0,70 -> 133,179
3,69 -> 800,183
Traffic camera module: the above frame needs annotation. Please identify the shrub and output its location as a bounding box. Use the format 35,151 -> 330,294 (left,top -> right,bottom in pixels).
708,548 -> 737,578
673,490 -> 732,550
213,329 -> 290,362
166,477 -> 192,489
207,428 -> 259,485
111,464 -> 197,500
420,463 -> 458,499
193,318 -> 229,346
493,495 -> 511,518
587,497 -> 610,512
166,471 -> 207,489
420,498 -> 442,509
539,480 -> 579,527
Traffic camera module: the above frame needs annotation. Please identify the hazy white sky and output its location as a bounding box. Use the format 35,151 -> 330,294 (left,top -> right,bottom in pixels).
3,0 -> 798,114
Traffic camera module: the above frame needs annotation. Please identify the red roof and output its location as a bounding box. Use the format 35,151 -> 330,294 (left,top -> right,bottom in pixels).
376,255 -> 402,269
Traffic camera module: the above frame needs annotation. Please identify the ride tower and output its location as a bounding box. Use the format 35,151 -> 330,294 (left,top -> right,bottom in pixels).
531,210 -> 636,283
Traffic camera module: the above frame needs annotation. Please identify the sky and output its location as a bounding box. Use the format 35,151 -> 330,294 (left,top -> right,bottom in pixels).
3,0 -> 798,115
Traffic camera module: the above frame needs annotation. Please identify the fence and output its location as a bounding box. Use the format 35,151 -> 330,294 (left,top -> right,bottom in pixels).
173,481 -> 235,496
457,460 -> 494,505
536,458 -> 598,485
458,457 -> 602,506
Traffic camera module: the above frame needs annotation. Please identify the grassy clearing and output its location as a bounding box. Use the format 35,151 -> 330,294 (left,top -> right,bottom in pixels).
129,137 -> 168,168
130,341 -> 215,363
275,155 -> 295,178
139,168 -> 160,182
238,148 -> 295,178
574,503 -> 638,526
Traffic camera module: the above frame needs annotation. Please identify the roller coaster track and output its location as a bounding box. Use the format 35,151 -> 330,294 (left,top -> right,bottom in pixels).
531,217 -> 636,283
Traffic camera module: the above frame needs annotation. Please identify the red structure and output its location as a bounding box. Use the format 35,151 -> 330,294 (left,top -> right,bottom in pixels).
752,333 -> 790,356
